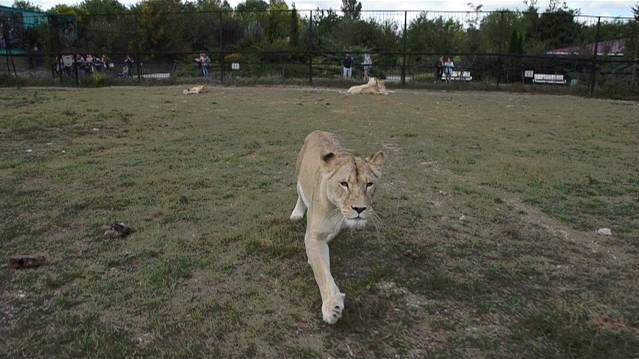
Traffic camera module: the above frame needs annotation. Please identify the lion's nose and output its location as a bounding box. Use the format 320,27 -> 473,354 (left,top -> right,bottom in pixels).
352,206 -> 367,214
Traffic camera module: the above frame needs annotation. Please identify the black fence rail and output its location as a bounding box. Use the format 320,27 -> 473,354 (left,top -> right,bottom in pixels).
2,9 -> 638,96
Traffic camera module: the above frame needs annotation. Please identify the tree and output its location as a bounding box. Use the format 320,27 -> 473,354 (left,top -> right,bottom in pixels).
236,0 -> 268,12
407,14 -> 466,54
633,3 -> 639,20
479,10 -> 526,53
537,8 -> 580,49
508,29 -> 524,53
465,2 -> 483,30
48,4 -> 81,15
12,0 -> 42,11
341,0 -> 361,21
290,4 -> 299,47
79,0 -> 125,15
196,0 -> 222,11
266,0 -> 289,43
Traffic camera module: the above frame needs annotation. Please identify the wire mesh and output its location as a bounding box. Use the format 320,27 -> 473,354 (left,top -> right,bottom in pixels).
1,8 -> 637,95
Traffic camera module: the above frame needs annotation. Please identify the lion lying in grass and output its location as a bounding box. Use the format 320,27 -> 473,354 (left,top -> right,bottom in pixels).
183,84 -> 208,95
346,78 -> 389,95
291,130 -> 385,324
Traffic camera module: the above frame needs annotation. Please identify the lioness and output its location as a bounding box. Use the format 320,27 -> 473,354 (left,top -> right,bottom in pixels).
291,130 -> 385,324
346,78 -> 388,95
183,84 -> 208,95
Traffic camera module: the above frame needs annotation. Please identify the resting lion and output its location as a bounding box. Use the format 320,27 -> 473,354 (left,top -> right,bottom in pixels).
183,84 -> 208,95
346,78 -> 389,95
291,130 -> 385,324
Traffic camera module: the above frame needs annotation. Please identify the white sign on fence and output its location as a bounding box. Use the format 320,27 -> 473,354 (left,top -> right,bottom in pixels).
231,63 -> 240,70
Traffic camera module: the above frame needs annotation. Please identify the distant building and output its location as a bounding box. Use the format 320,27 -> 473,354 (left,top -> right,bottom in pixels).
547,39 -> 625,57
0,5 -> 48,55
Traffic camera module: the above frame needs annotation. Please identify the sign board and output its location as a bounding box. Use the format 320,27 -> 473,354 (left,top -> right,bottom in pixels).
524,70 -> 534,78
231,63 -> 240,70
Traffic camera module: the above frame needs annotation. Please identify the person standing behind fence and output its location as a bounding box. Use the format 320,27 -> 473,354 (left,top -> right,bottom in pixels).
362,53 -> 372,81
86,54 -> 94,73
444,57 -> 454,83
435,56 -> 444,83
342,53 -> 353,80
195,52 -> 211,79
124,55 -> 135,77
101,54 -> 110,71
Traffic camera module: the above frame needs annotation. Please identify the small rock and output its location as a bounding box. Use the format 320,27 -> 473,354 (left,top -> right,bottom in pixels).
103,222 -> 134,239
26,149 -> 33,153
9,255 -> 47,269
92,128 -> 100,132
459,215 -> 466,221
597,228 -> 612,236
403,250 -> 419,259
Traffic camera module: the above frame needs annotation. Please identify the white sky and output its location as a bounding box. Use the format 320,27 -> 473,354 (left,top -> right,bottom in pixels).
1,0 -> 636,17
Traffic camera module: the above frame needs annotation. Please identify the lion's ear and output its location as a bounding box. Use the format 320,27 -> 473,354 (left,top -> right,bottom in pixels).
321,152 -> 336,165
367,151 -> 385,170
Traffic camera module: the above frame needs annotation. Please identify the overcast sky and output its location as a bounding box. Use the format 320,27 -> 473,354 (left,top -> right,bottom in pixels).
1,0 -> 636,17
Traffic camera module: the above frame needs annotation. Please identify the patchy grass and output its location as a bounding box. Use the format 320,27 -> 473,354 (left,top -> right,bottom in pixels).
0,86 -> 638,358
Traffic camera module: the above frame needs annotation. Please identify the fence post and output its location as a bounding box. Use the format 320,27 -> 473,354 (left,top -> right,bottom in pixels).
219,11 -> 224,83
496,11 -> 505,88
308,10 -> 313,86
632,19 -> 638,89
10,50 -> 17,77
401,11 -> 407,86
58,54 -> 63,83
73,54 -> 79,86
589,17 -> 601,96
5,48 -> 10,75
134,16 -> 141,82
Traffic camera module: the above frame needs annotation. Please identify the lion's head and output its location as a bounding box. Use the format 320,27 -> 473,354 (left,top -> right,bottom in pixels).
321,151 -> 385,228
375,79 -> 387,93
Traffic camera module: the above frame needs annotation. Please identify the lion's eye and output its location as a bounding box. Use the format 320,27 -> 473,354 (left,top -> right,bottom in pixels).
366,182 -> 374,188
340,182 -> 349,188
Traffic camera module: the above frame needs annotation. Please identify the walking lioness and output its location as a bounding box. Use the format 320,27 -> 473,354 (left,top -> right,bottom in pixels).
291,131 -> 385,324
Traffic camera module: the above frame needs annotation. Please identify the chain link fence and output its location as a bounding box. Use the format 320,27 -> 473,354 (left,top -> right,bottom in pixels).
1,8 -> 638,96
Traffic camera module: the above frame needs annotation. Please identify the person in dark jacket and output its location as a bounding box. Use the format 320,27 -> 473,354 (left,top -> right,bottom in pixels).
124,54 -> 135,77
342,53 -> 353,80
435,56 -> 444,82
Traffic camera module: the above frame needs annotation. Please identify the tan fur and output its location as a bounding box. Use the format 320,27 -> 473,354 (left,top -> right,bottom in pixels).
346,78 -> 389,95
291,130 -> 385,324
183,84 -> 208,95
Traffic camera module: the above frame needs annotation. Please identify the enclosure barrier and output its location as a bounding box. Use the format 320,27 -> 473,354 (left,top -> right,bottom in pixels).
1,9 -> 638,96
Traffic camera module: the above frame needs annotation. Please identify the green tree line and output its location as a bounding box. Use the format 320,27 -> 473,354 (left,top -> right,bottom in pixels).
9,0 -> 639,61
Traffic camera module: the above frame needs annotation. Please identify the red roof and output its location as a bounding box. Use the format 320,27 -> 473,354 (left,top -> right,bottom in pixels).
547,39 -> 625,56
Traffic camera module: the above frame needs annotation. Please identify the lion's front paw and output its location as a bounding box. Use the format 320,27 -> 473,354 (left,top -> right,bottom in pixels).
289,212 -> 304,221
322,292 -> 345,324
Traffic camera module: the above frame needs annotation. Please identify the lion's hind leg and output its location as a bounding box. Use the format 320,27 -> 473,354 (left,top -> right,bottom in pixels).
290,182 -> 307,221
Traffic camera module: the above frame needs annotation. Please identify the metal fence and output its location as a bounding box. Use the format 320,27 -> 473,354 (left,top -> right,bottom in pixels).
1,9 -> 638,96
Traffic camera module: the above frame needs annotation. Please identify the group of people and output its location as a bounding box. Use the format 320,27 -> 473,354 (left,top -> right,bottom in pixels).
341,53 -> 457,83
342,53 -> 373,81
78,54 -> 111,74
435,56 -> 455,83
54,53 -> 138,78
54,53 -> 111,77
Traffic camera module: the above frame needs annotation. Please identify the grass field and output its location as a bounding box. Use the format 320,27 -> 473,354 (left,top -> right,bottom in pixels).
1,86 -> 638,358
